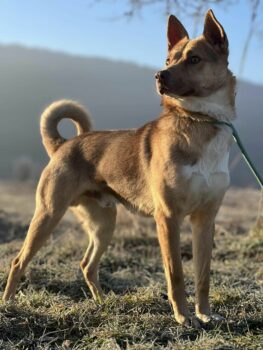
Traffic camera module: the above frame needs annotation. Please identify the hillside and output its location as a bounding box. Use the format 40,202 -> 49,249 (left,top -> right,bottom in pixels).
0,44 -> 262,187
0,182 -> 262,349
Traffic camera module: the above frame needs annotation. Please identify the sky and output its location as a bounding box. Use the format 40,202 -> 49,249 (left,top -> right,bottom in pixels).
0,0 -> 262,84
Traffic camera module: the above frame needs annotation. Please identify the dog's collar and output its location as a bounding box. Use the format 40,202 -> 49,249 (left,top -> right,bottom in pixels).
195,118 -> 233,129
173,113 -> 232,127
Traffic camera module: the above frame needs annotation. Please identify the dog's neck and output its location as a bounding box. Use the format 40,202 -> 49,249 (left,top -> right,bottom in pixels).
163,76 -> 236,122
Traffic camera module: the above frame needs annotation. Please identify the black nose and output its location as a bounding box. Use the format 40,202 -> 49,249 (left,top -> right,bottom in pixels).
155,70 -> 170,81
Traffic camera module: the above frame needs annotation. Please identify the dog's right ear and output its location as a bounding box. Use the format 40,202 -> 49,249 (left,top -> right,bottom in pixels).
167,15 -> 189,51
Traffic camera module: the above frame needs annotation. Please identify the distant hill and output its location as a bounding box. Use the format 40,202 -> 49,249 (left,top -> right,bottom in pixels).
0,45 -> 262,187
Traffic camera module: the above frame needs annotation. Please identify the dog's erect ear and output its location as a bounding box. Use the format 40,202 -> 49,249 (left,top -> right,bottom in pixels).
203,9 -> 228,54
167,15 -> 189,51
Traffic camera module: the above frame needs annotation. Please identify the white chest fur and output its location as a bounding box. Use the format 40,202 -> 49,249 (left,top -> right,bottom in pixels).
175,86 -> 235,122
183,126 -> 232,200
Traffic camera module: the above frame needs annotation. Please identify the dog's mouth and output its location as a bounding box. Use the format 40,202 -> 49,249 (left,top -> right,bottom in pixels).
156,80 -> 169,96
158,86 -> 168,96
156,82 -> 195,98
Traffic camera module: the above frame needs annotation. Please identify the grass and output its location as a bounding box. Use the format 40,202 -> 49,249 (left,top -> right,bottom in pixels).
0,183 -> 262,349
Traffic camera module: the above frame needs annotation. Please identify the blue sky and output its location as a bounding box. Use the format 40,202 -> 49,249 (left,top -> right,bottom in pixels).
0,0 -> 262,84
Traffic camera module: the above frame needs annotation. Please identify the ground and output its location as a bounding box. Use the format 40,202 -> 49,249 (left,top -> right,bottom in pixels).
0,181 -> 262,350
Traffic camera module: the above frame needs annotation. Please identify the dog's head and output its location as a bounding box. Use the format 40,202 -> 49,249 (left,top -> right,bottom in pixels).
156,9 -> 229,99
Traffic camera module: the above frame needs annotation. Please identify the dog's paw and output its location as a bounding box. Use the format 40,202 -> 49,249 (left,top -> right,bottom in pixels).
176,314 -> 201,329
196,312 -> 225,324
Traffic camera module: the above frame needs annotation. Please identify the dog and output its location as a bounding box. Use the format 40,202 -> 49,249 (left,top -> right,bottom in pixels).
3,9 -> 235,328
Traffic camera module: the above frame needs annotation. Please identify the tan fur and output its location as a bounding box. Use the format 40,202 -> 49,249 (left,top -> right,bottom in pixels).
41,99 -> 92,157
3,9 -> 234,328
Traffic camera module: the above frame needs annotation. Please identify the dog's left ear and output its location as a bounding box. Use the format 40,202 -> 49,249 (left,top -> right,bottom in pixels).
203,9 -> 228,54
167,15 -> 189,51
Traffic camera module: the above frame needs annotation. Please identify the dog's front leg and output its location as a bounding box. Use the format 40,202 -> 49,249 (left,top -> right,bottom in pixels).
155,209 -> 197,327
191,206 -> 223,323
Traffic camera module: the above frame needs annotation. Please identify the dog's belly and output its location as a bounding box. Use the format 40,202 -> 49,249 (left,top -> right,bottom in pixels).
97,192 -> 154,216
82,186 -> 154,217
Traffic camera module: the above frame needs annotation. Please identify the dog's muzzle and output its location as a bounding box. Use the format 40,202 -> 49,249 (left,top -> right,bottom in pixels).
155,70 -> 171,95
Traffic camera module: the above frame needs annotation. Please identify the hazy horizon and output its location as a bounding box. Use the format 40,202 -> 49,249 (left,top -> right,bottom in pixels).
1,42 -> 263,88
0,1 -> 262,85
0,44 -> 261,189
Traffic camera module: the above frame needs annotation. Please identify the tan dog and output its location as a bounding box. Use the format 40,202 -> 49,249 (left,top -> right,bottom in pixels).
3,9 -> 235,328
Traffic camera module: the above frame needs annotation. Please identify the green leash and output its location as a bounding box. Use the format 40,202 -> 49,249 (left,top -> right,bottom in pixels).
211,121 -> 263,189
182,114 -> 262,229
210,120 -> 263,233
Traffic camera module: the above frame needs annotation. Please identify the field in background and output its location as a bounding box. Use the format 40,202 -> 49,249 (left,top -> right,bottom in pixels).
0,181 -> 262,349
0,45 -> 262,187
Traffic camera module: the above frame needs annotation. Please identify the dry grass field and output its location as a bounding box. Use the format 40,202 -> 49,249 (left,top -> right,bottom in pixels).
0,181 -> 262,349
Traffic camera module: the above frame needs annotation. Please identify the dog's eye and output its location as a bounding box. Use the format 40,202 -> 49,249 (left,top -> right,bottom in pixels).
166,58 -> 170,66
189,56 -> 201,64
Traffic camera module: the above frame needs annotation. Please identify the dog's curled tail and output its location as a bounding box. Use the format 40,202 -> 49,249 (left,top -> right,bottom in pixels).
40,100 -> 92,157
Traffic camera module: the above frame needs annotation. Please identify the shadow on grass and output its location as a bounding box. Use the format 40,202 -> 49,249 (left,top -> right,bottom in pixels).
1,303 -> 261,350
17,269 -> 150,302
0,305 -> 72,348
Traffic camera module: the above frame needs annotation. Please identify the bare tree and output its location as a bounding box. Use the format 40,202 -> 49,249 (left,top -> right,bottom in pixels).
101,0 -> 236,19
90,0 -> 262,76
239,0 -> 261,75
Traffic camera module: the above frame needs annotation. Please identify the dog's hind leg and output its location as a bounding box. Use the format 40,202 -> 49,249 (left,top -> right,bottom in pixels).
3,164 -> 78,301
71,196 -> 116,302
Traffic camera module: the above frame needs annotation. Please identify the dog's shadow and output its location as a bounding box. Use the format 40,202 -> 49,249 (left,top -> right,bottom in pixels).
24,268 -> 146,302
1,297 -> 261,348
0,306 -> 54,344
